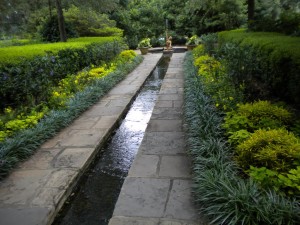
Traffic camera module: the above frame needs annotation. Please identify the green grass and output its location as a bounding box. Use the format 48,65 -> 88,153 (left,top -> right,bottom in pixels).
0,36 -> 120,65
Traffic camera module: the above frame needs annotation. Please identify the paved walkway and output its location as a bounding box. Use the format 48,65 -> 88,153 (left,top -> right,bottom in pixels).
109,53 -> 203,225
0,52 -> 203,225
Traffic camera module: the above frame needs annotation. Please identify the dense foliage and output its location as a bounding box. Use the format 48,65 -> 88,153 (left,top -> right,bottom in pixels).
0,38 -> 124,111
183,52 -> 300,224
219,29 -> 300,107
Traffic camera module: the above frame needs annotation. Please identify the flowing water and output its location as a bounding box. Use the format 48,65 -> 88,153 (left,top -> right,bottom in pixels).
53,54 -> 171,225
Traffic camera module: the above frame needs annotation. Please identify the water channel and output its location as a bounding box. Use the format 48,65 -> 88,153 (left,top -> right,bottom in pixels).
53,54 -> 171,225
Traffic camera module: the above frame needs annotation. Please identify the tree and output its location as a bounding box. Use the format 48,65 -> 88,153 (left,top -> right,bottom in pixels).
248,0 -> 255,22
55,0 -> 67,42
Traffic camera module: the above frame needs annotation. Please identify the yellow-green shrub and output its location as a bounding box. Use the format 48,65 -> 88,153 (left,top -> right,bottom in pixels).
48,50 -> 136,108
0,108 -> 47,141
249,166 -> 300,197
223,100 -> 292,144
236,129 -> 300,173
192,50 -> 244,111
194,54 -> 222,78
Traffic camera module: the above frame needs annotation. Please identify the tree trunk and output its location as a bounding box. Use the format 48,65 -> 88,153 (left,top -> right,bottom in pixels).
48,0 -> 52,17
55,0 -> 67,42
248,0 -> 255,22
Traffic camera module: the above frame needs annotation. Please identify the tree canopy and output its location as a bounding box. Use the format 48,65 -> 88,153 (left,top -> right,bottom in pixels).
0,0 -> 299,43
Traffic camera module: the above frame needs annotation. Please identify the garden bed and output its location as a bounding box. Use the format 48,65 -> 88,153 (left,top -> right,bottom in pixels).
183,42 -> 300,224
0,49 -> 143,179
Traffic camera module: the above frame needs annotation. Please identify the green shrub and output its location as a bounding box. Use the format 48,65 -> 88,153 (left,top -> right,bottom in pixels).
223,101 -> 293,143
218,29 -> 300,107
236,129 -> 300,173
192,47 -> 244,111
249,166 -> 300,197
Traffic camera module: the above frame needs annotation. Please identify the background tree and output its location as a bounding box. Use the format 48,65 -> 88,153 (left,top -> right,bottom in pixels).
55,0 -> 67,42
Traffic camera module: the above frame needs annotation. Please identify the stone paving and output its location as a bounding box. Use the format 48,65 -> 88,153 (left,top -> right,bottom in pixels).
0,51 -> 204,225
109,53 -> 205,225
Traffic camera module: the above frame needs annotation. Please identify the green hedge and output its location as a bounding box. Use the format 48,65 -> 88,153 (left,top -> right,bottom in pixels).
0,38 -> 126,111
218,29 -> 300,107
0,37 -> 120,65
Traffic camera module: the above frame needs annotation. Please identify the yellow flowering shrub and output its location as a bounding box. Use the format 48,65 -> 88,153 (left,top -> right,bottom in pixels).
49,50 -> 137,108
0,108 -> 46,141
194,55 -> 222,78
193,51 -> 244,111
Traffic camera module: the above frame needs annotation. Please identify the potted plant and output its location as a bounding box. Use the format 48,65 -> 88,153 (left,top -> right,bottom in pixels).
138,38 -> 152,55
186,35 -> 201,51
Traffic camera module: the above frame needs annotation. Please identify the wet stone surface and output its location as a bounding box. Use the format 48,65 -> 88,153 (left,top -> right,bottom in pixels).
52,56 -> 170,225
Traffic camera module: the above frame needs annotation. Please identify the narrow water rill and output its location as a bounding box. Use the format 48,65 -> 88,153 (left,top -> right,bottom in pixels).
53,54 -> 171,225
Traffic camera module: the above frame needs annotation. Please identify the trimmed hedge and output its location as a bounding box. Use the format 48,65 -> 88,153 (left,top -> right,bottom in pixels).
0,38 -> 125,111
218,29 -> 300,107
0,37 -> 120,65
183,52 -> 300,224
0,54 -> 143,179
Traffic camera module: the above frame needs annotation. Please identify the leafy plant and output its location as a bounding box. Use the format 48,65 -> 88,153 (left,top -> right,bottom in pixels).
186,35 -> 201,45
137,38 -> 152,48
236,129 -> 300,173
249,166 -> 300,197
193,48 -> 244,111
223,101 -> 293,135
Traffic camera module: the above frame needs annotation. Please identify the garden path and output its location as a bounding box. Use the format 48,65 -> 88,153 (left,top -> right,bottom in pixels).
0,51 -> 204,225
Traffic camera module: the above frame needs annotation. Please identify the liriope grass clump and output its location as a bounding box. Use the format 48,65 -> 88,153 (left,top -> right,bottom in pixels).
0,53 -> 143,179
183,52 -> 300,224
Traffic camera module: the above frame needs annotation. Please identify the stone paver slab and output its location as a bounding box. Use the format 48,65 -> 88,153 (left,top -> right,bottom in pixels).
128,155 -> 159,177
159,156 -> 191,178
151,108 -> 182,120
109,216 -> 159,225
160,219 -> 200,225
92,115 -> 120,129
157,94 -> 183,101
84,106 -> 125,117
54,148 -> 95,169
113,178 -> 170,218
44,169 -> 78,189
164,180 -> 199,221
19,149 -> 61,170
109,85 -> 141,95
59,129 -> 105,147
139,132 -> 185,155
147,120 -> 182,132
0,170 -> 52,205
0,207 -> 50,225
152,100 -> 173,108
